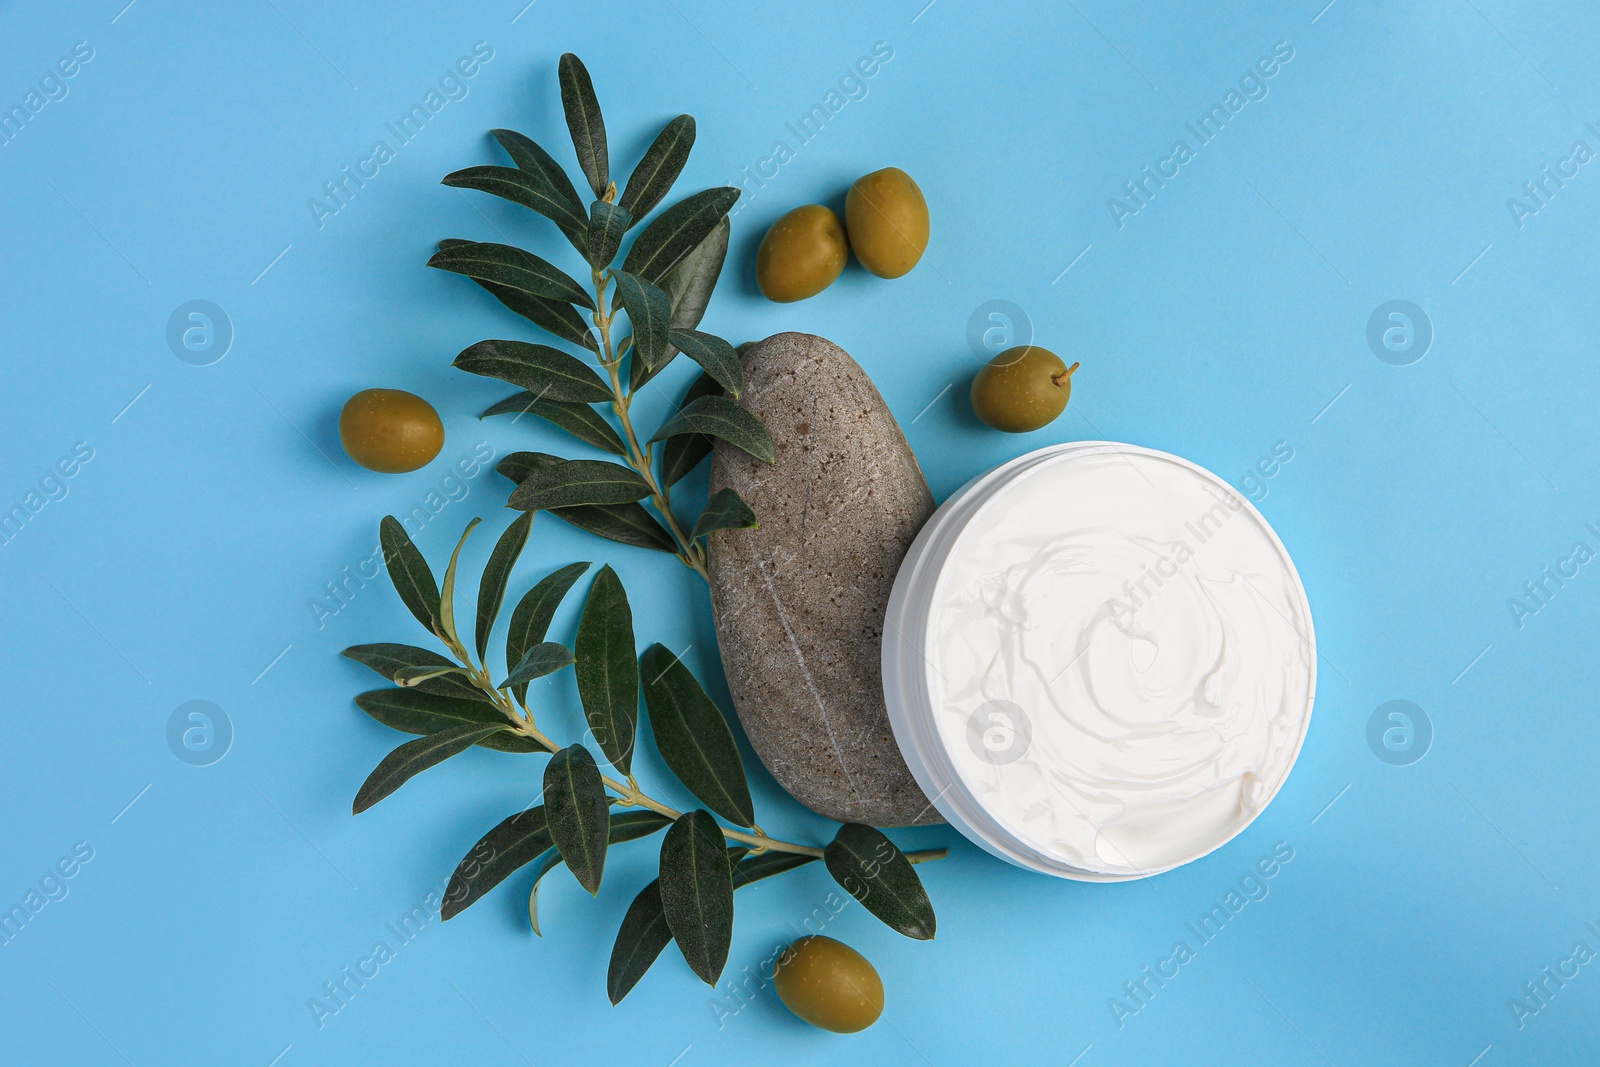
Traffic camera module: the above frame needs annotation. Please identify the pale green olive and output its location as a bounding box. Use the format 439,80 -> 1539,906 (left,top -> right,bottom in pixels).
772,935 -> 884,1033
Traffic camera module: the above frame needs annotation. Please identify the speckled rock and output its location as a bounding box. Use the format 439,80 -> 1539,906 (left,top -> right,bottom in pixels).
707,332 -> 941,827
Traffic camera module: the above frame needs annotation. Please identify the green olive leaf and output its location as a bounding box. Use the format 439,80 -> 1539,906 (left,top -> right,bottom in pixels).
453,340 -> 611,404
612,271 -> 672,370
342,644 -> 488,702
442,805 -> 550,920
529,810 -> 671,935
498,641 -> 575,689
481,392 -> 626,456
504,560 -> 590,703
392,665 -> 469,687
479,391 -> 538,419
475,511 -> 532,662
691,488 -> 757,540
608,810 -> 677,843
507,458 -> 652,511
524,849 -> 566,936
490,129 -> 588,244
442,163 -> 587,253
343,643 -> 455,678
621,187 -> 740,285
658,810 -> 734,985
352,722 -> 509,814
607,879 -> 672,1004
439,240 -> 596,351
573,565 -> 638,774
649,395 -> 775,464
663,216 -> 728,331
497,455 -> 677,554
490,130 -> 573,187
666,329 -> 742,396
379,516 -> 442,637
733,850 -> 819,889
587,200 -> 631,270
493,451 -> 554,485
437,517 -> 480,647
548,502 -> 677,553
558,53 -> 609,199
823,823 -> 936,940
352,689 -> 536,752
542,745 -> 611,894
627,342 -> 668,392
629,216 -> 729,392
659,374 -> 722,487
639,644 -> 754,827
428,240 -> 594,310
619,114 -> 695,224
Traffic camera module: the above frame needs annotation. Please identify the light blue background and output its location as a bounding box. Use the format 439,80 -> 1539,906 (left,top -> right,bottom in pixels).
3,1 -> 1597,1063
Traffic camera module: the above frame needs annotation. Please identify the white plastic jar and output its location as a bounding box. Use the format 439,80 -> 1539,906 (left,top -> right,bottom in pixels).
883,443 -> 1315,881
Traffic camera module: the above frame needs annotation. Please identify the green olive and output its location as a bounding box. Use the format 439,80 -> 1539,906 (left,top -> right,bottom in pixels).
339,388 -> 444,473
772,935 -> 884,1033
970,346 -> 1079,433
844,167 -> 928,279
756,204 -> 849,302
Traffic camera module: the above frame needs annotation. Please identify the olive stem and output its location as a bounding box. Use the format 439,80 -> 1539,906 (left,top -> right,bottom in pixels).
590,268 -> 710,583
442,578 -> 944,865
452,649 -> 825,857
1051,361 -> 1081,387
439,529 -> 947,866
529,275 -> 943,866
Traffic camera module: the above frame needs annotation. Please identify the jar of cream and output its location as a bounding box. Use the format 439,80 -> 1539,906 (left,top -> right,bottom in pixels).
883,443 -> 1315,881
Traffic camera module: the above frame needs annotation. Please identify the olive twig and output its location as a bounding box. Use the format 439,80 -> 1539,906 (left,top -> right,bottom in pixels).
449,632 -> 826,858
438,619 -> 946,865
590,266 -> 711,583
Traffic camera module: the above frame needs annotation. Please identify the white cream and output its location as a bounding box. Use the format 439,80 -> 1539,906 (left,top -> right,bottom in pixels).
923,447 -> 1313,876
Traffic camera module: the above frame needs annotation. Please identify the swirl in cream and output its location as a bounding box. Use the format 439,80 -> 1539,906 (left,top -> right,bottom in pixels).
926,448 -> 1313,875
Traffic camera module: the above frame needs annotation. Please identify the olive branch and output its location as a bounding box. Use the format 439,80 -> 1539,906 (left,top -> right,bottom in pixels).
430,54 -> 767,583
344,516 -> 942,1001
341,55 -> 942,1005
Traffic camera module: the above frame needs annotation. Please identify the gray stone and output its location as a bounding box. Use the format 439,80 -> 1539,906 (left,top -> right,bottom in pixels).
707,332 -> 942,827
